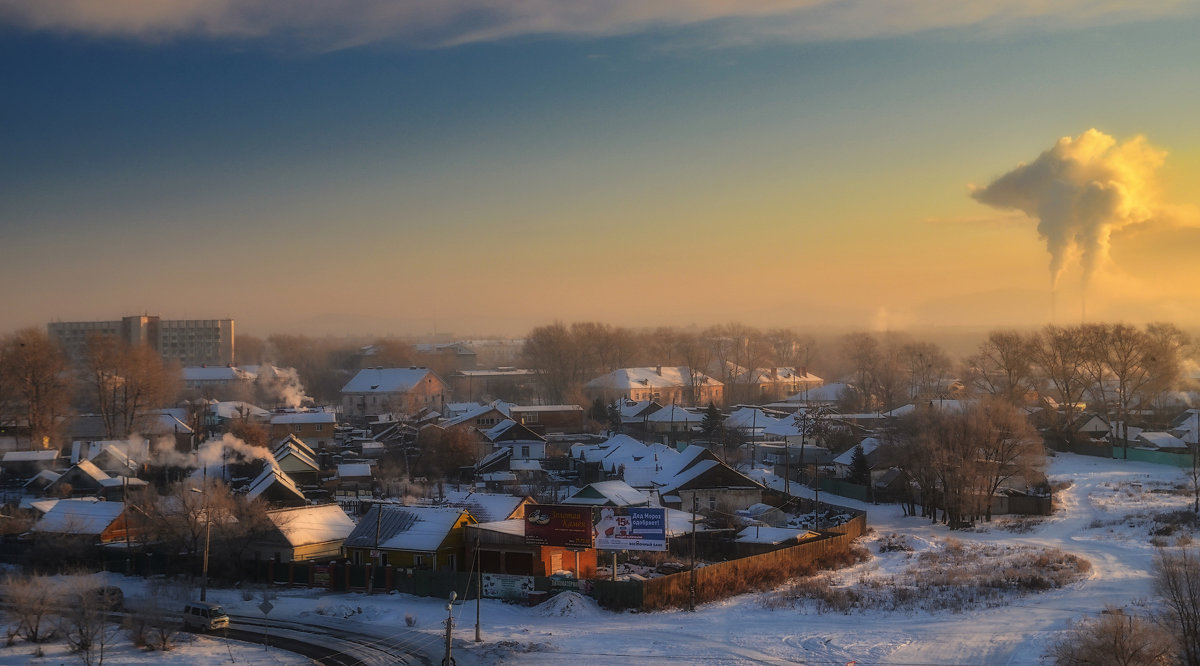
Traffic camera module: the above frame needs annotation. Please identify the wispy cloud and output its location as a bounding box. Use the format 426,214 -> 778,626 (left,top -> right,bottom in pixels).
0,0 -> 1192,50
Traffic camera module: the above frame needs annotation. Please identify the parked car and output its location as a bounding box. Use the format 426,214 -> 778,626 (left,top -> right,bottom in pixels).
182,602 -> 229,632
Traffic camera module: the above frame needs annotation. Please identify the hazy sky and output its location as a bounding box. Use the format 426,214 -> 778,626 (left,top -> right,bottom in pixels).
2,1 -> 1198,337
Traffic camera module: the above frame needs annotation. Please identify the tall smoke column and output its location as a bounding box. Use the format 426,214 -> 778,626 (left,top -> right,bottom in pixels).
969,128 -> 1166,320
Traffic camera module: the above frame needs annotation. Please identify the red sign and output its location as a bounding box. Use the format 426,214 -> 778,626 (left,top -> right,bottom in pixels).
523,505 -> 593,549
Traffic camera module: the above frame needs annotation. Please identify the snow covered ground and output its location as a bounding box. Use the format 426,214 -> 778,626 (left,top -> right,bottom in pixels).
0,633 -> 308,665
8,452 -> 1193,665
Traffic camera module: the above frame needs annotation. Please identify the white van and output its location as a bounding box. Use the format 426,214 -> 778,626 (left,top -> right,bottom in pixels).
182,602 -> 229,632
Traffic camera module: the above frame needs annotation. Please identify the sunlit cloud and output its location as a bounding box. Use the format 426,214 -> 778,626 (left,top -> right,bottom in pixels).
0,0 -> 1193,50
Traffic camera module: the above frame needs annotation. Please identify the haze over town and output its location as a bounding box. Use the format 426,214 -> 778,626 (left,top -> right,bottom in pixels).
3,1 -> 1200,337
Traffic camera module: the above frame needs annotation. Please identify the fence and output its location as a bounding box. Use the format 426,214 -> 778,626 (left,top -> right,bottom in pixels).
1114,447 -> 1196,469
593,511 -> 867,611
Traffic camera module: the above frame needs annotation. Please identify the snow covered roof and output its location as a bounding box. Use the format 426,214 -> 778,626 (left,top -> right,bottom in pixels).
736,526 -> 818,545
247,465 -> 305,502
618,400 -> 662,421
585,367 -> 721,390
344,505 -> 472,552
2,450 -> 59,462
786,382 -> 849,403
469,519 -> 525,537
1136,431 -> 1189,451
443,402 -> 512,428
183,366 -> 254,382
98,476 -> 147,489
267,504 -> 355,547
23,469 -> 60,488
69,459 -> 112,484
211,401 -> 271,421
562,480 -> 649,507
438,491 -> 529,522
645,405 -> 704,424
725,407 -> 785,430
833,438 -> 883,467
271,411 -> 336,425
338,463 -> 372,478
33,499 -> 125,535
341,368 -> 437,394
145,413 -> 194,435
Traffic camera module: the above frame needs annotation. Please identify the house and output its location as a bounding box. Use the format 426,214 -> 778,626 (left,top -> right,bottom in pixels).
1,450 -> 61,480
652,445 -> 765,513
45,460 -> 112,497
246,504 -> 356,563
712,363 -> 823,403
562,480 -> 650,507
272,436 -> 322,487
246,465 -> 307,507
831,437 -> 883,480
31,498 -> 138,545
341,367 -> 449,422
1070,412 -> 1112,443
617,399 -> 663,427
466,520 -> 598,582
1169,409 -> 1200,445
507,404 -> 585,434
448,369 -> 538,404
584,367 -> 723,407
182,365 -> 256,392
783,382 -> 853,406
342,505 -> 475,570
1136,432 -> 1190,452
23,469 -> 61,494
270,411 -> 337,450
644,404 -> 705,434
436,490 -> 534,523
413,342 -> 478,373
482,420 -> 546,461
77,442 -> 139,477
442,403 -> 511,431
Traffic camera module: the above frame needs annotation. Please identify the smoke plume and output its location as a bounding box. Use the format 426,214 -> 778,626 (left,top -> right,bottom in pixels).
256,365 -> 312,409
150,432 -> 277,480
970,128 -> 1166,290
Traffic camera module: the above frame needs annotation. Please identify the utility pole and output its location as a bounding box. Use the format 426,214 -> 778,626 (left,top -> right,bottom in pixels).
475,535 -> 481,643
443,591 -> 457,666
689,494 -> 697,612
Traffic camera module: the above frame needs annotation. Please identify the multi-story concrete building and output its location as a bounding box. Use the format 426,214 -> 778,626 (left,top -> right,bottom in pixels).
48,315 -> 235,366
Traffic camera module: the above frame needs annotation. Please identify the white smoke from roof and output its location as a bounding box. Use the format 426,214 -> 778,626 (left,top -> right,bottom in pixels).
970,129 -> 1166,290
150,432 -> 276,480
256,365 -> 311,409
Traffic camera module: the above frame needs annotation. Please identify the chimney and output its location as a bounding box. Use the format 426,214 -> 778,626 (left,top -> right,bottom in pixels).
655,365 -> 662,376
770,368 -> 778,380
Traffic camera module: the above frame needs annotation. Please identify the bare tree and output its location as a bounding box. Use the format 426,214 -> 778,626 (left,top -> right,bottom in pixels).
965,330 -> 1036,405
0,328 -> 73,449
1030,325 -> 1090,446
1154,548 -> 1200,666
970,398 -> 1044,521
1049,606 -> 1173,666
58,575 -> 119,666
80,334 -> 182,439
3,572 -> 59,643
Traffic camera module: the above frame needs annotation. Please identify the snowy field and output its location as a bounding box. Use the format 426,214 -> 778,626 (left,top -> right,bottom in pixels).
5,452 -> 1194,665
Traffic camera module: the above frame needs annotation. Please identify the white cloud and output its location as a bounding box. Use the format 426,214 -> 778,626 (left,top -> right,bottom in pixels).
0,0 -> 1193,50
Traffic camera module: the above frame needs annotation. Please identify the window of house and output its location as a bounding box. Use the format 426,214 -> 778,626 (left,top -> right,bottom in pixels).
520,445 -> 530,459
315,424 -> 323,431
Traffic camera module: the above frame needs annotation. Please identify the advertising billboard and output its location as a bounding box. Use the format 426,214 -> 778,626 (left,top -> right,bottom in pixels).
523,505 -> 593,549
593,507 -> 667,551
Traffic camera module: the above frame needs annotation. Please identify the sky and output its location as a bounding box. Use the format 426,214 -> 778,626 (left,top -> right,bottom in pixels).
2,1 -> 1199,338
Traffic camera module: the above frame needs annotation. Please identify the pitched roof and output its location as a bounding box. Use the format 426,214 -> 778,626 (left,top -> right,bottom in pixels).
338,463 -> 372,478
343,505 -> 472,552
833,438 -> 883,467
267,504 -> 355,547
2,450 -> 59,462
341,368 -> 438,394
247,465 -> 305,503
438,491 -> 529,522
271,411 -> 337,425
33,499 -> 125,535
585,367 -> 721,390
562,480 -> 649,507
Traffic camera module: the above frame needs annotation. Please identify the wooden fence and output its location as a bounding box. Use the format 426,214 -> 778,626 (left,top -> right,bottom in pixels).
593,511 -> 867,611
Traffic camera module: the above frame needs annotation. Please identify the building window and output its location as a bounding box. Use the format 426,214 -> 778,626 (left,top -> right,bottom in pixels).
315,424 -> 323,432
520,445 -> 530,459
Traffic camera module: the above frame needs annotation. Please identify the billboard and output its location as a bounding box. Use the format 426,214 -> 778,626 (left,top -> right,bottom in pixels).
593,507 -> 667,551
523,505 -> 593,549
